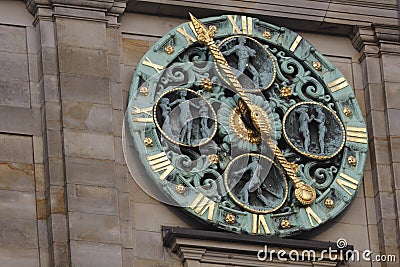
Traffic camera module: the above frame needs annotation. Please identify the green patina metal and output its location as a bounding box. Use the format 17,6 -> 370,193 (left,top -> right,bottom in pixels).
125,14 -> 367,237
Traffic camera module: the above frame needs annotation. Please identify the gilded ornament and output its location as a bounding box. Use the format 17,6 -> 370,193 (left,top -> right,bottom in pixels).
288,162 -> 299,172
343,107 -> 353,117
208,154 -> 219,164
144,137 -> 153,147
280,219 -> 291,229
230,107 -> 261,144
324,198 -> 335,209
347,155 -> 357,166
139,86 -> 149,96
164,45 -> 175,55
280,86 -> 292,98
208,25 -> 218,38
200,78 -> 213,91
225,213 -> 236,224
175,184 -> 186,194
312,61 -> 322,71
262,30 -> 272,39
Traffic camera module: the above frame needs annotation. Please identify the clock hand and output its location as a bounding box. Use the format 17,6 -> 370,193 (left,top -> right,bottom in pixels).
189,13 -> 316,205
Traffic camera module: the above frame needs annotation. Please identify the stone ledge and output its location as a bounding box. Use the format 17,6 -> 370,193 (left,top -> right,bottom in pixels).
162,226 -> 353,266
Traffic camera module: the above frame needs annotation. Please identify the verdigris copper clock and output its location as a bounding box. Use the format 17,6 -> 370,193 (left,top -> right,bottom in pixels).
123,14 -> 368,237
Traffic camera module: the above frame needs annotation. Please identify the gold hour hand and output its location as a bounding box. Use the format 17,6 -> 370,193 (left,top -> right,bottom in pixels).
189,13 -> 316,205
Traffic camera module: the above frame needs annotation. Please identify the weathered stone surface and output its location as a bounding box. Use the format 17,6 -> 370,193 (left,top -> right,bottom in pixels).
385,82 -> 400,110
0,52 -> 28,81
64,129 -> 114,160
67,184 -> 118,215
133,230 -> 164,260
334,197 -> 367,226
60,73 -> 110,104
0,106 -> 42,135
51,214 -> 69,243
56,18 -> 106,49
0,79 -> 30,107
69,212 -> 120,243
41,47 -> 59,75
122,38 -> 151,66
133,203 -> 193,232
311,222 -> 370,251
0,190 -> 36,219
50,185 -> 66,215
0,248 -> 39,267
135,258 -> 182,267
0,218 -> 38,248
70,240 -> 122,267
58,46 -> 108,77
387,109 -> 400,136
0,134 -> 33,164
65,156 -> 115,186
63,102 -> 113,132
375,191 -> 398,221
0,24 -> 27,53
381,54 -> 400,82
0,162 -> 34,191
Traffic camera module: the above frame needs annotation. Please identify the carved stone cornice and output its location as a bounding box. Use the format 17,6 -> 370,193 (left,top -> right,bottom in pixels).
162,227 -> 351,266
351,23 -> 400,59
25,0 -> 127,26
351,25 -> 379,59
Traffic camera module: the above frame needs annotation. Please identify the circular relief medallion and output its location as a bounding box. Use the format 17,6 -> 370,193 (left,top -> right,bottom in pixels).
283,102 -> 345,160
154,88 -> 217,147
218,36 -> 276,91
224,153 -> 288,214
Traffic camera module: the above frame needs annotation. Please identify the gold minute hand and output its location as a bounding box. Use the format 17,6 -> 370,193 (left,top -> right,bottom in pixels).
189,13 -> 316,205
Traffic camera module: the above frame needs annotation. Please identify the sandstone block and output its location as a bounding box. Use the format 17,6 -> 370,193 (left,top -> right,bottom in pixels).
64,129 -> 114,160
0,134 -> 33,164
0,218 -> 38,248
0,162 -> 34,191
56,18 -> 106,49
65,157 -> 115,186
70,240 -> 122,267
67,184 -> 118,215
0,24 -> 27,53
0,247 -> 39,267
0,190 -> 36,219
60,73 -> 110,104
63,102 -> 113,132
69,212 -> 120,244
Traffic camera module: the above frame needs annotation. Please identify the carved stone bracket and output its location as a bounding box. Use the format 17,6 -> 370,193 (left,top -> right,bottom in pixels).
162,226 -> 352,267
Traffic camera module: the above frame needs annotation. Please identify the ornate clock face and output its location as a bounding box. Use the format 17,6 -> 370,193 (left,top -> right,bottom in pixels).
123,14 -> 368,237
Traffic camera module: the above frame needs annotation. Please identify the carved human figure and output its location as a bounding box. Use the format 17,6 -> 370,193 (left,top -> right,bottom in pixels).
198,100 -> 212,138
170,90 -> 198,145
297,106 -> 314,153
159,97 -> 171,122
222,37 -> 260,87
232,156 -> 272,206
313,106 -> 326,154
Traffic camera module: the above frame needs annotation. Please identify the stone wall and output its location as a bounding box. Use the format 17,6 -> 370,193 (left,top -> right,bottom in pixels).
0,0 -> 398,266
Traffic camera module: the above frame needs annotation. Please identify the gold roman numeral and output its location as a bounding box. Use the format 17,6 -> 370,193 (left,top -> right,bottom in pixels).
142,57 -> 164,73
305,206 -> 322,227
227,15 -> 253,35
146,152 -> 174,180
252,214 -> 271,234
337,173 -> 359,196
346,126 -> 368,144
327,77 -> 349,92
177,25 -> 196,45
132,105 -> 153,123
289,35 -> 302,52
189,193 -> 216,221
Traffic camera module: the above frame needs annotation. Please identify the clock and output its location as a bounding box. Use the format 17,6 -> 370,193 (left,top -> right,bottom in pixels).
123,14 -> 368,237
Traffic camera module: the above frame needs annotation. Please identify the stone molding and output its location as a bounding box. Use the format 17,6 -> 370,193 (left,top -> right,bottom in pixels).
162,226 -> 351,267
351,24 -> 400,59
25,0 -> 127,26
126,0 -> 398,35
